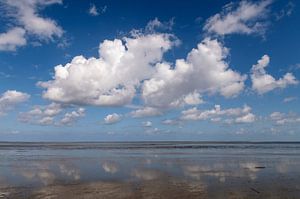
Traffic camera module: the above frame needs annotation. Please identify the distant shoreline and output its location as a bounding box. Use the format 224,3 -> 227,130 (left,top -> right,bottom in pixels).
1,141 -> 300,144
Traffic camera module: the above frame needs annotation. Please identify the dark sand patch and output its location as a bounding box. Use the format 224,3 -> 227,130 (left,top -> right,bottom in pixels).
1,179 -> 207,199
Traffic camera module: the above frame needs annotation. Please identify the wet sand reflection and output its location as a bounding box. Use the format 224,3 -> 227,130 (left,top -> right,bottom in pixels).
0,142 -> 300,198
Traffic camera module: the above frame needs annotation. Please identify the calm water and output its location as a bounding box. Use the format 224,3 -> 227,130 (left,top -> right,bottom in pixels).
0,142 -> 300,198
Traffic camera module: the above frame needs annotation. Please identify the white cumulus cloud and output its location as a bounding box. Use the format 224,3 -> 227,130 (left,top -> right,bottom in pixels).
19,103 -> 85,126
142,121 -> 152,127
0,27 -> 26,51
270,112 -> 300,125
142,38 -> 246,108
203,0 -> 272,36
251,55 -> 298,94
19,102 -> 63,125
60,107 -> 85,125
38,33 -> 177,106
4,0 -> 63,40
0,90 -> 30,116
104,113 -> 122,124
0,0 -> 63,51
181,104 -> 255,124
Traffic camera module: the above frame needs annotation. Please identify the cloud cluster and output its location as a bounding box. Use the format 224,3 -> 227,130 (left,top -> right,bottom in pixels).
2,6 -> 297,131
0,0 -> 63,51
0,90 -> 30,116
19,103 -> 85,125
38,13 -> 300,128
270,112 -> 300,125
60,108 -> 85,125
204,0 -> 272,36
251,55 -> 298,94
0,27 -> 26,51
19,103 -> 62,125
181,104 -> 255,124
38,33 -> 177,106
142,38 -> 246,108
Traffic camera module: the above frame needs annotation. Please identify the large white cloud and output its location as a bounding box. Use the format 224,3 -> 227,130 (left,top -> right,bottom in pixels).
251,55 -> 298,94
203,0 -> 272,36
39,32 -> 246,111
38,33 -> 177,106
142,38 -> 246,108
0,90 -> 30,116
0,27 -> 26,51
181,104 -> 255,124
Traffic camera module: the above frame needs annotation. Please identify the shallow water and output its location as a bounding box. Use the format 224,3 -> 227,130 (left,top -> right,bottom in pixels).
0,142 -> 300,198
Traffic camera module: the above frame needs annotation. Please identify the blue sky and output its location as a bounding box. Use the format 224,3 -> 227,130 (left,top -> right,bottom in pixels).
0,0 -> 299,141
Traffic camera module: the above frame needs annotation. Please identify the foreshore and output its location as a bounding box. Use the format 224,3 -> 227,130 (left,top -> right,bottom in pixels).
1,142 -> 300,198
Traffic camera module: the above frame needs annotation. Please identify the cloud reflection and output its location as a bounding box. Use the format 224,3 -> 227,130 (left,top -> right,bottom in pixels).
102,161 -> 119,174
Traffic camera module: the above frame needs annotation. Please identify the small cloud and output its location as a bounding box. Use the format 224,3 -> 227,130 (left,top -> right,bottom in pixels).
251,55 -> 298,94
181,104 -> 255,125
269,111 -> 300,125
145,127 -> 160,134
0,72 -> 13,78
145,18 -> 174,33
19,103 -> 85,126
130,107 -> 162,118
194,16 -> 203,24
288,63 -> 300,72
10,130 -> 20,134
89,4 -> 107,16
101,5 -> 107,13
283,97 -> 297,103
162,119 -> 181,126
142,121 -> 152,127
0,90 -> 30,116
104,113 -> 122,124
89,4 -> 99,16
59,108 -> 85,125
0,28 -> 27,51
235,128 -> 246,135
275,1 -> 295,20
57,37 -> 72,49
203,0 -> 272,36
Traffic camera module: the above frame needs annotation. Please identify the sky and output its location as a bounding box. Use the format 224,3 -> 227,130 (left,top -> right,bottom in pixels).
0,0 -> 299,141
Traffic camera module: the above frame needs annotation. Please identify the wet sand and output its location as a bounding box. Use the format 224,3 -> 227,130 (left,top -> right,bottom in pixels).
1,142 -> 300,198
2,176 -> 300,199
